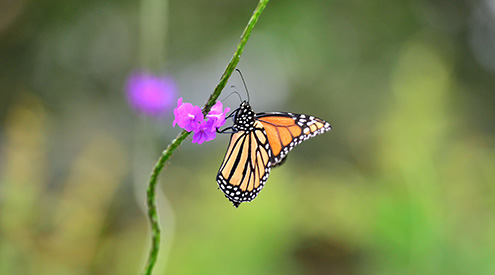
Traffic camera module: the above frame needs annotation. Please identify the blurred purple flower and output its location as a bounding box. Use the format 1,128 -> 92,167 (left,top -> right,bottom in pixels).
206,101 -> 231,130
173,97 -> 204,132
192,119 -> 217,144
126,71 -> 177,117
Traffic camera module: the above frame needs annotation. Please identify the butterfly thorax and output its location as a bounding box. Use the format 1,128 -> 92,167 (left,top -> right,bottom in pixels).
233,101 -> 255,132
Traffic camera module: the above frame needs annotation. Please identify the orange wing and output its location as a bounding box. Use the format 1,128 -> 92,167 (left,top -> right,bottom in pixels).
217,121 -> 272,207
256,112 -> 331,166
216,106 -> 331,207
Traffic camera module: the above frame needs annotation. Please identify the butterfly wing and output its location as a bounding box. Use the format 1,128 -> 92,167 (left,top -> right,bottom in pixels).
216,121 -> 272,207
255,112 -> 332,167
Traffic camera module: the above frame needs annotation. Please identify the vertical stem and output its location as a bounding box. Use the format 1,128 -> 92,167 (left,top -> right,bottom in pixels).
139,0 -> 169,70
204,0 -> 269,114
142,1 -> 269,274
143,131 -> 189,275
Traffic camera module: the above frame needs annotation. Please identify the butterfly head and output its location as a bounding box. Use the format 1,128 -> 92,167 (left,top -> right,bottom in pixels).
233,101 -> 255,131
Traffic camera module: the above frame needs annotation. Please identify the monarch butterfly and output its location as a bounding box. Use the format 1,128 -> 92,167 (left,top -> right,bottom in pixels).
217,99 -> 332,207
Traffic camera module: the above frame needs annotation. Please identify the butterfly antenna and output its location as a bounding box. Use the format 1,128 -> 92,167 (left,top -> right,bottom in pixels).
236,68 -> 250,103
220,88 -> 243,103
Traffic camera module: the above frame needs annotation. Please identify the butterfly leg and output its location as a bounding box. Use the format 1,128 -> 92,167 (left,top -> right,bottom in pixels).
225,110 -> 237,120
217,126 -> 237,134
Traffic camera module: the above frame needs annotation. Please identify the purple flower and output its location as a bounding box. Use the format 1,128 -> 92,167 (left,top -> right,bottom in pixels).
172,97 -> 184,127
173,98 -> 230,144
172,98 -> 204,132
206,101 -> 231,130
126,71 -> 177,117
192,119 -> 217,144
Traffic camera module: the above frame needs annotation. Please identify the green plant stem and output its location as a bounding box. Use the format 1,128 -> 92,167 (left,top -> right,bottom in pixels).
203,0 -> 269,114
142,1 -> 269,274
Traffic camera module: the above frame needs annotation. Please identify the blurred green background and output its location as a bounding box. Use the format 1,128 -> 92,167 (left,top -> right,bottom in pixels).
1,0 -> 495,274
